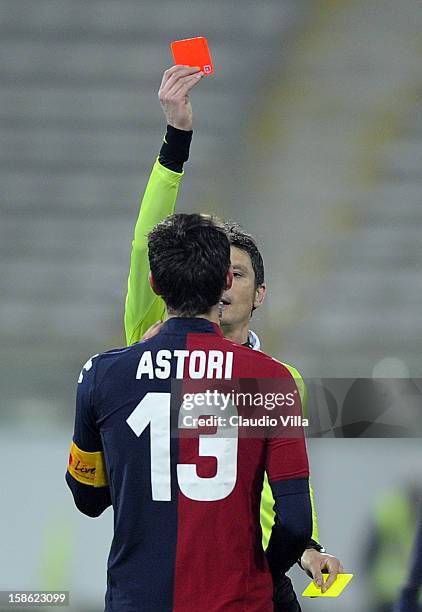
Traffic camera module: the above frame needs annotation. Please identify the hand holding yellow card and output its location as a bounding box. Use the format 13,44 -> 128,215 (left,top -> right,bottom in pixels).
302,573 -> 353,598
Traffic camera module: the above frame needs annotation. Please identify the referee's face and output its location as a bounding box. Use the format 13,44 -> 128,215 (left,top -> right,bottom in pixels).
220,247 -> 259,329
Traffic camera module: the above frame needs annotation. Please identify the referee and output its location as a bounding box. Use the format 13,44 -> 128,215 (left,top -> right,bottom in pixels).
124,65 -> 345,610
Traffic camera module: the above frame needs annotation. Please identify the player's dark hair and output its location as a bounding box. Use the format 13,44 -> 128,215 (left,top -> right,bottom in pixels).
223,222 -> 265,287
148,213 -> 231,316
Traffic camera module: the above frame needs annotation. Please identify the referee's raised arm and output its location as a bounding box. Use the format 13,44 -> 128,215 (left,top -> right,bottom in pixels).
124,66 -> 203,345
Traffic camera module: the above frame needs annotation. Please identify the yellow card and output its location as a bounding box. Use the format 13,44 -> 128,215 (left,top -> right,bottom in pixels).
302,573 -> 353,597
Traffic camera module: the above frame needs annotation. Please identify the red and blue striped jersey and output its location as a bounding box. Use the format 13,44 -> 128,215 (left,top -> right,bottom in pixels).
66,317 -> 309,611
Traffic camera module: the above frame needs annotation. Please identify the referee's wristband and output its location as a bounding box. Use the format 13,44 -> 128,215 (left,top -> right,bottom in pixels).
159,124 -> 193,173
297,540 -> 326,569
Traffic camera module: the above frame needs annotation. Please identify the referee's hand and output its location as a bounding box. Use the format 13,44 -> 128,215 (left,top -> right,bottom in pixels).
141,321 -> 164,342
158,65 -> 204,131
300,549 -> 344,593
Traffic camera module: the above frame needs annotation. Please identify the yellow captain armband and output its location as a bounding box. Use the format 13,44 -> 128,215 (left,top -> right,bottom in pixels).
67,441 -> 108,488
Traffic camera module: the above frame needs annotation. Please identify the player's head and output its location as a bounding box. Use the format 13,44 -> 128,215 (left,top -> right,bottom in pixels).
148,213 -> 232,317
220,222 -> 266,329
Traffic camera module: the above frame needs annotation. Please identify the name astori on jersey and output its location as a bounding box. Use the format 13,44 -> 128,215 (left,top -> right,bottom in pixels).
136,349 -> 234,380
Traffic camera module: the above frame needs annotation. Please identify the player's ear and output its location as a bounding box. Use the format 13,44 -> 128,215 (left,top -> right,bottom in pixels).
253,283 -> 266,310
225,266 -> 233,290
149,272 -> 161,296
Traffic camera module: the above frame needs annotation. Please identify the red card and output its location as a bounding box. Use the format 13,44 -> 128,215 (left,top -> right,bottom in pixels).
170,37 -> 214,75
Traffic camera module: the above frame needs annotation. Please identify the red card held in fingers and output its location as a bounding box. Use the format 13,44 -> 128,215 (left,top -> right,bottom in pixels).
170,37 -> 214,75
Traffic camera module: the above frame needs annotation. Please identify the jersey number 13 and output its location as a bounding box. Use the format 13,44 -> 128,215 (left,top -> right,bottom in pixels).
127,392 -> 238,502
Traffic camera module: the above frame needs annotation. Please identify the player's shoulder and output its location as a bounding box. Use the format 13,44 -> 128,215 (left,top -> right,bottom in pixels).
256,350 -> 296,377
251,349 -> 306,382
95,343 -> 137,365
78,343 -> 140,382
102,343 -> 138,358
219,336 -> 287,376
271,359 -> 304,382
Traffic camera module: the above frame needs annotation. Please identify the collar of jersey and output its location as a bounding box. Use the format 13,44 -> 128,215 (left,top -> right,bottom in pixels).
161,317 -> 223,337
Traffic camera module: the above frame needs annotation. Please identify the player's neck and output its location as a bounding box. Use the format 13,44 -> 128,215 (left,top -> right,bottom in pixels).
221,320 -> 249,345
167,304 -> 220,326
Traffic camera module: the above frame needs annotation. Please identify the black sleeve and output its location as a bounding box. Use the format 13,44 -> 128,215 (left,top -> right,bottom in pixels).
66,471 -> 111,518
266,477 -> 313,576
65,355 -> 112,518
158,124 -> 193,173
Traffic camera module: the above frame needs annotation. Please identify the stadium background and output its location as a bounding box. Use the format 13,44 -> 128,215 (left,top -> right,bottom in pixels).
1,0 -> 421,610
